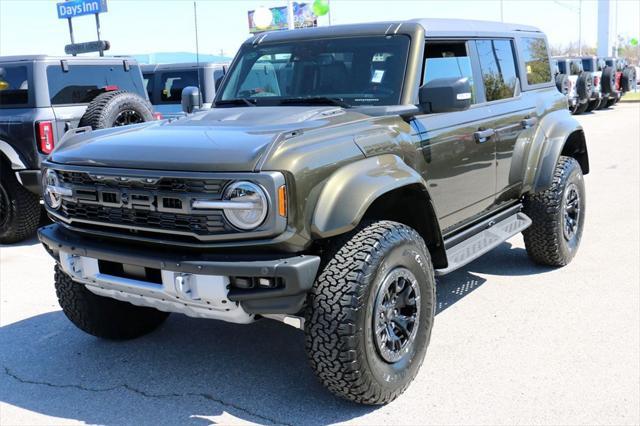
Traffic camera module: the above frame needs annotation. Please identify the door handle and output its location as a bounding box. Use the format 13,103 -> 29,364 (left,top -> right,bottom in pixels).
474,128 -> 495,144
521,117 -> 538,129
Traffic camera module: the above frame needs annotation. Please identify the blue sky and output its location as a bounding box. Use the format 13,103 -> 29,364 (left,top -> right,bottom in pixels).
0,0 -> 638,58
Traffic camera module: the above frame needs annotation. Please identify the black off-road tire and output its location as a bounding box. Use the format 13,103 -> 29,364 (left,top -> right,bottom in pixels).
555,74 -> 570,95
621,67 -> 636,92
55,265 -> 170,339
601,66 -> 616,95
0,160 -> 41,244
576,72 -> 593,101
523,156 -> 585,267
597,97 -> 612,109
79,90 -> 153,130
305,221 -> 436,405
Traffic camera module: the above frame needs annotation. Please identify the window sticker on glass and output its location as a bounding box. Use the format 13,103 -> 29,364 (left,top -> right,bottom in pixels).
371,70 -> 385,83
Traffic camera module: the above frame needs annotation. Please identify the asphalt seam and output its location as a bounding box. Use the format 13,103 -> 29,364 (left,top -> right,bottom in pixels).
2,366 -> 292,426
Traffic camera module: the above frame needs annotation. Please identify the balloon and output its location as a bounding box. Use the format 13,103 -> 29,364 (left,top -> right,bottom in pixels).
253,7 -> 273,29
312,0 -> 330,17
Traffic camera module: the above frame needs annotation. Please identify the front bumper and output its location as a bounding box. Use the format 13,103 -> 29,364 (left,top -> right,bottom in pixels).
39,224 -> 320,319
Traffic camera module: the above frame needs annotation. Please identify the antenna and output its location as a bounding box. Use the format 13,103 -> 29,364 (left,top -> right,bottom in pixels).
193,1 -> 202,107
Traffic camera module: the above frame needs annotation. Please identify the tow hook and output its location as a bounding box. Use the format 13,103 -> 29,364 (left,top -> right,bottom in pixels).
174,273 -> 193,299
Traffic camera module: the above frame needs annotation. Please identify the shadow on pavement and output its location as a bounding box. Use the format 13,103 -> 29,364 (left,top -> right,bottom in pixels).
0,241 -> 554,425
0,235 -> 40,248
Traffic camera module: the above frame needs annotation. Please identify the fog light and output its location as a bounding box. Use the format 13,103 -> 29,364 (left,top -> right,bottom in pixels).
258,277 -> 276,288
232,277 -> 254,289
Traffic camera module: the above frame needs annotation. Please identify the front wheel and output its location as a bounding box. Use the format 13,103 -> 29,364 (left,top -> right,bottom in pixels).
523,156 -> 585,266
305,221 -> 435,405
55,265 -> 170,340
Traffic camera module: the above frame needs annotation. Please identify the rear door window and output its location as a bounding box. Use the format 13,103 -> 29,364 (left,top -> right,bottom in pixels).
47,64 -> 146,105
520,37 -> 552,85
569,60 -> 582,75
158,70 -> 198,104
423,42 -> 476,103
0,65 -> 29,108
476,39 -> 519,102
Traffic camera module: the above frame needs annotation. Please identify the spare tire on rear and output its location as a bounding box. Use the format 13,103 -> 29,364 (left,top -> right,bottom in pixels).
576,72 -> 593,101
621,67 -> 637,92
601,66 -> 616,95
555,74 -> 570,95
79,90 -> 153,130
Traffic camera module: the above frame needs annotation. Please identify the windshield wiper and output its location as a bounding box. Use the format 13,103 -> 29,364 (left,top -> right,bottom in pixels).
279,97 -> 351,108
215,98 -> 256,107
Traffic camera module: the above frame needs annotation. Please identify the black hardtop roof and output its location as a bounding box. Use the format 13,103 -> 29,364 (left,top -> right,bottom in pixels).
244,18 -> 542,45
140,62 -> 227,72
0,54 -> 139,65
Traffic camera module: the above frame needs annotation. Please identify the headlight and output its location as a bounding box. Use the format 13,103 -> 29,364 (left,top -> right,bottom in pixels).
43,169 -> 62,209
222,181 -> 268,230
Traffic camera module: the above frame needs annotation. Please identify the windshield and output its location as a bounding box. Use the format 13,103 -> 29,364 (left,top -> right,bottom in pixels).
218,35 -> 410,107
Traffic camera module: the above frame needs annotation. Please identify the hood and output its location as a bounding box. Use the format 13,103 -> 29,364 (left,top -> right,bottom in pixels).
50,106 -> 367,172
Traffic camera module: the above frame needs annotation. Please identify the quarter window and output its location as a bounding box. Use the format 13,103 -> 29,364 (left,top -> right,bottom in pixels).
520,37 -> 552,85
0,65 -> 29,108
476,39 -> 519,102
159,71 -> 199,104
423,42 -> 476,103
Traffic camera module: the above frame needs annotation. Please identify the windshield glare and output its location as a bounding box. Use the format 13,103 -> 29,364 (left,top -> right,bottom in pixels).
219,35 -> 410,107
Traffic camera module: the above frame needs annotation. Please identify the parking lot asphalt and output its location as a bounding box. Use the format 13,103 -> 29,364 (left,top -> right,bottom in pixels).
1,102 -> 639,426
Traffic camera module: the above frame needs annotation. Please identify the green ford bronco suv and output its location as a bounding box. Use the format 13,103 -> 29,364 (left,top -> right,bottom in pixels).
39,19 -> 588,404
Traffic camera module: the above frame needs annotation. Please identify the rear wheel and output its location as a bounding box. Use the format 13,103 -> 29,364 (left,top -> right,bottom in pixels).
55,265 -> 170,340
305,221 -> 435,404
523,156 -> 585,266
0,160 -> 41,244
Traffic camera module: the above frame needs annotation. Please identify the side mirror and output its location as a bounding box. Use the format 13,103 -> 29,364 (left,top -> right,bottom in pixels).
418,77 -> 472,114
181,86 -> 201,114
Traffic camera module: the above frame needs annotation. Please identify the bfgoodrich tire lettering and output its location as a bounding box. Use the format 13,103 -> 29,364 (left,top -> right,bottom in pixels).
55,265 -> 170,340
305,221 -> 435,404
523,156 -> 585,266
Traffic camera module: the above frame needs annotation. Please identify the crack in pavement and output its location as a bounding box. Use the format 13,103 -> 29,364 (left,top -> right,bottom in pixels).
2,366 -> 292,426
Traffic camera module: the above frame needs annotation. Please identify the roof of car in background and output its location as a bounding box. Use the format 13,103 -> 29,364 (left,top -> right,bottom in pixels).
140,62 -> 227,72
0,54 -> 139,64
245,18 -> 543,45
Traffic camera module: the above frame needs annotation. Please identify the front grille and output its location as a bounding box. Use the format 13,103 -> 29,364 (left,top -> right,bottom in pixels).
54,170 -> 237,238
61,202 -> 232,235
57,170 -> 228,194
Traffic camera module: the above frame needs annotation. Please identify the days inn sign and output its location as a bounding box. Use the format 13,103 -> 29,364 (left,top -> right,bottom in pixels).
57,0 -> 108,19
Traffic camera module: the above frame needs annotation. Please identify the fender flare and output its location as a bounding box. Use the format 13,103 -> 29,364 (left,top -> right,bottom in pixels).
525,111 -> 588,193
0,140 -> 27,170
311,154 -> 438,239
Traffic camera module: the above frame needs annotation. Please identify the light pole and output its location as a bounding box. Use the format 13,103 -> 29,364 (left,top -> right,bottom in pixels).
287,0 -> 295,30
578,0 -> 582,55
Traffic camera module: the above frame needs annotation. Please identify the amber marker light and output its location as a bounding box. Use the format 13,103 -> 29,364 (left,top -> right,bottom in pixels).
278,185 -> 287,217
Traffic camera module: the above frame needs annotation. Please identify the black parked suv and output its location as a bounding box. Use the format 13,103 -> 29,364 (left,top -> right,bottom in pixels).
554,57 -> 593,114
142,62 -> 227,119
0,55 -> 153,243
39,20 -> 588,404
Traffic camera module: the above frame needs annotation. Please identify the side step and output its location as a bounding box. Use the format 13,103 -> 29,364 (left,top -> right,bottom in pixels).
435,210 -> 532,276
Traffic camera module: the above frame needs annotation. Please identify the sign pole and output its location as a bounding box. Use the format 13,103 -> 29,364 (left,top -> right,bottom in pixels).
67,18 -> 76,56
95,13 -> 103,56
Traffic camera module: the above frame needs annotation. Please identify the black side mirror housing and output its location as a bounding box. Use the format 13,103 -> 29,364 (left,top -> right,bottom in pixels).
418,77 -> 472,114
181,86 -> 201,114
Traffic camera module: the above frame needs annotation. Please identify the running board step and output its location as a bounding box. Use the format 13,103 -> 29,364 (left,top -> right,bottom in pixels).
435,212 -> 532,276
